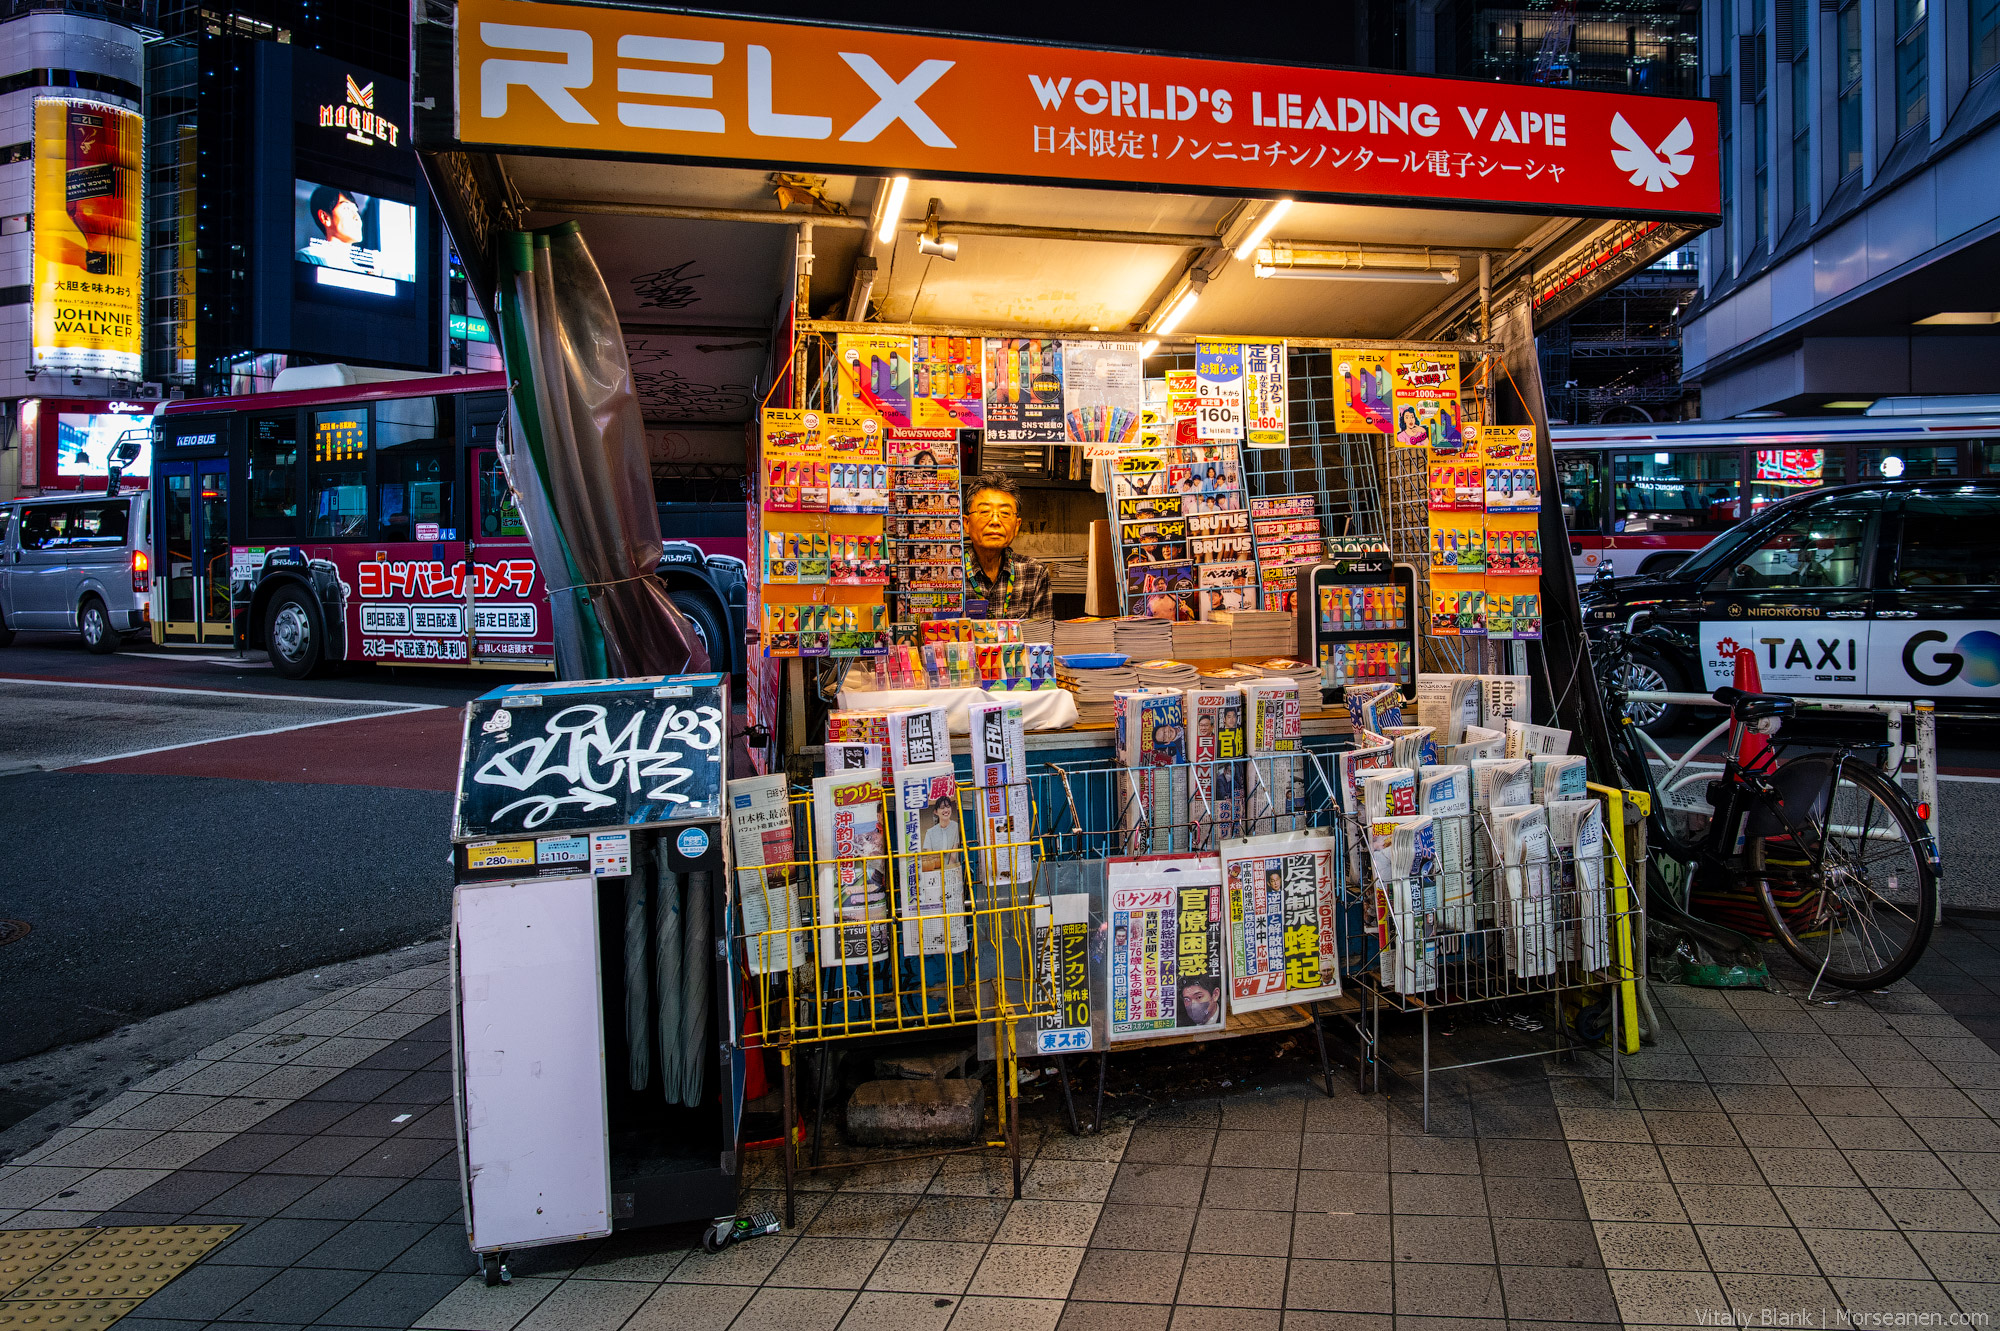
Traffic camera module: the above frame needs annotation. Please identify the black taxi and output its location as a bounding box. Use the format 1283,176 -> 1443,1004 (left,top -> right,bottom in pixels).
1580,478 -> 2000,732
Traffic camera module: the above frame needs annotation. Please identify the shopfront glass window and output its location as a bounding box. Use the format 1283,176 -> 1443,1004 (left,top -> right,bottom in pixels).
1613,450 -> 1743,533
1896,493 -> 2000,587
250,414 -> 300,539
1751,448 -> 1844,513
1861,446 -> 1958,480
1714,503 -> 1871,589
309,408 -> 369,539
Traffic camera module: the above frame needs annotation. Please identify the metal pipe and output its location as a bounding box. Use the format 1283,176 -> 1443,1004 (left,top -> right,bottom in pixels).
797,317 -> 1498,355
845,178 -> 893,322
525,196 -> 1216,246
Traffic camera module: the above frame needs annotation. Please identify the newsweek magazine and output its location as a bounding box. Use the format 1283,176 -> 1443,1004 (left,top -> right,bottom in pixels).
1106,855 -> 1223,1042
1221,831 -> 1342,1013
890,761 -> 970,958
811,767 -> 892,966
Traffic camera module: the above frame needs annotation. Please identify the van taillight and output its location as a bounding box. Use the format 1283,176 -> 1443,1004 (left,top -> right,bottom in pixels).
132,549 -> 150,592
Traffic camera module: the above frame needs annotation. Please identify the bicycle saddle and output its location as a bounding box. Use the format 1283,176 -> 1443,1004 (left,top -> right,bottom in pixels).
1712,684 -> 1795,722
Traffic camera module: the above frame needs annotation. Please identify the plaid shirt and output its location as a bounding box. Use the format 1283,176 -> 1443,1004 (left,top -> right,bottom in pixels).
964,546 -> 1052,620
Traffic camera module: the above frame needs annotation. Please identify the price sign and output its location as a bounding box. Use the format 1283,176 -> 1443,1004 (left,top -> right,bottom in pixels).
1195,341 -> 1245,441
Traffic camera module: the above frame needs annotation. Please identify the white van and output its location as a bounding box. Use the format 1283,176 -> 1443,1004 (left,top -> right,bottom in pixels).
0,492 -> 152,652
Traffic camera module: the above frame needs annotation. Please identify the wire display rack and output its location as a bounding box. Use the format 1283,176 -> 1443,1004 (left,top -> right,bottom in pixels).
1332,779 -> 1648,1128
733,775 -> 1051,1222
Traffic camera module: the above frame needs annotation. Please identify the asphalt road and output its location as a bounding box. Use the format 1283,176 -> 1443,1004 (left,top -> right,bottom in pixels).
0,634 -> 540,1092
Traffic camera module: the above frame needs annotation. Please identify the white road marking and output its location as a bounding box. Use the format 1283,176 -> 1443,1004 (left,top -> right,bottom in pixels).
58,706 -> 441,769
0,676 -> 439,709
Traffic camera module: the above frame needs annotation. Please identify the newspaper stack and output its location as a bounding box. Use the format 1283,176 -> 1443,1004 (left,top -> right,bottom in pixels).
1186,685 -> 1246,849
1418,764 -> 1474,931
1336,731 -> 1395,888
1535,754 -> 1589,804
727,774 -> 803,974
1367,815 -> 1441,994
1247,658 -> 1322,692
1242,677 -> 1305,835
1111,615 -> 1174,658
1506,720 -> 1572,759
1170,619 -> 1233,659
1056,661 -> 1139,725
1113,687 -> 1190,853
1213,610 -> 1294,658
1020,617 -> 1056,645
1416,674 -> 1482,746
1384,725 -> 1438,769
1546,799 -> 1610,972
1471,758 -> 1533,927
1446,724 -> 1507,767
1494,804 -> 1558,978
1346,681 -> 1403,734
1134,658 -> 1202,690
1053,617 -> 1116,655
968,699 -> 1035,892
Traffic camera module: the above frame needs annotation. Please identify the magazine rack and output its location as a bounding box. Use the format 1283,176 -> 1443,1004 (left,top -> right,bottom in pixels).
734,775 -> 1050,1225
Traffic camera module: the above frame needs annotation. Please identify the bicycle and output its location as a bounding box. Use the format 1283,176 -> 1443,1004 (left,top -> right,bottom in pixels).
1593,612 -> 1940,991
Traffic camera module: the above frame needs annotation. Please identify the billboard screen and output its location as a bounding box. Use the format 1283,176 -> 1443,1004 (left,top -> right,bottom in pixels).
55,412 -> 152,478
32,98 -> 142,377
294,178 -> 417,297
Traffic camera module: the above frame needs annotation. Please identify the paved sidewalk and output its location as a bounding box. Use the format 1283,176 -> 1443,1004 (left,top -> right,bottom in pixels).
6,925 -> 2000,1330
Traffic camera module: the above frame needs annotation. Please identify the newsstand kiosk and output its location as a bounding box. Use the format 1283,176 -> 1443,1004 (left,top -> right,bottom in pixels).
449,673 -> 738,1283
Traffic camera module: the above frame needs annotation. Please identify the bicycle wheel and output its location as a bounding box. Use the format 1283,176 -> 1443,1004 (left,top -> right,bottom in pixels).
1753,754 -> 1938,990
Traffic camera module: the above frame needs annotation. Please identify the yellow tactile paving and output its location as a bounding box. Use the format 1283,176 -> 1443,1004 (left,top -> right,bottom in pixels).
0,1233 -> 98,1301
0,1299 -> 145,1328
0,1226 -> 238,1329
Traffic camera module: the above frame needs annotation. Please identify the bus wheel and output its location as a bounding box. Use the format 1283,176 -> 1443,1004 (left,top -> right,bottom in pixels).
666,589 -> 723,672
265,586 -> 325,679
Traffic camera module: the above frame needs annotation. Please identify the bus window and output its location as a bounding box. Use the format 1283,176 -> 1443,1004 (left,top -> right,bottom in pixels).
1612,450 -> 1742,532
1714,501 -> 1871,590
1557,452 -> 1604,533
477,452 -> 526,537
309,408 -> 369,539
1861,446 -> 1959,480
1751,448 -> 1843,513
376,397 -> 456,541
249,414 -> 300,538
1971,441 -> 2000,474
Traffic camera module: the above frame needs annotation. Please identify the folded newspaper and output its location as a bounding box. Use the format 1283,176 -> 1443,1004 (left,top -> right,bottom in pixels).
1534,754 -> 1589,804
1418,764 -> 1474,932
1367,815 -> 1441,994
811,767 -> 892,967
968,698 -> 1035,891
1494,804 -> 1557,979
1221,831 -> 1343,1013
1545,798 -> 1610,973
1106,855 -> 1224,1041
1242,677 -> 1305,835
727,773 -> 802,974
1471,758 -> 1533,927
1187,685 -> 1247,850
1114,688 -> 1190,854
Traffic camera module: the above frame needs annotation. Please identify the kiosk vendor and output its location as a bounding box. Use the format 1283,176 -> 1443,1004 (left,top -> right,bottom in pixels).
963,470 -> 1053,620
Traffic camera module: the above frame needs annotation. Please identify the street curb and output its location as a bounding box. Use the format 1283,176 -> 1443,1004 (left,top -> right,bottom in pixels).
0,936 -> 449,1164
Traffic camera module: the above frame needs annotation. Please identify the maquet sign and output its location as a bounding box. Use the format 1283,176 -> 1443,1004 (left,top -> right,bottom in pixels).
454,0 -> 1721,218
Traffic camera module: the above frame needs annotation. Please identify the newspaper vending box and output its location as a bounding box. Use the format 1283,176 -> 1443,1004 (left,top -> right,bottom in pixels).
449,673 -> 739,1283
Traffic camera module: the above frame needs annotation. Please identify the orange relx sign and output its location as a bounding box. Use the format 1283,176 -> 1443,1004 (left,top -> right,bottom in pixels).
453,0 -> 1721,218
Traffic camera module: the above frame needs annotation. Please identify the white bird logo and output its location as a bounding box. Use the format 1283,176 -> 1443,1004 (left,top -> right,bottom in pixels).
1610,113 -> 1696,191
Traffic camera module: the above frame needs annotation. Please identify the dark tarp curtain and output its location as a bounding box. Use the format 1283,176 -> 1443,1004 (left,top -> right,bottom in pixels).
495,222 -> 709,678
1495,293 -> 1621,787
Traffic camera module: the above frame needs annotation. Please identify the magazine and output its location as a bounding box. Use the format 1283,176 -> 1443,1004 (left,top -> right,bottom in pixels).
1115,688 -> 1190,854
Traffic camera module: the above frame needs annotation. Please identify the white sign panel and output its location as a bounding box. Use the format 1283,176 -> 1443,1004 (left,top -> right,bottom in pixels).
1700,620 -> 1867,694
